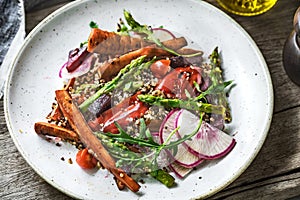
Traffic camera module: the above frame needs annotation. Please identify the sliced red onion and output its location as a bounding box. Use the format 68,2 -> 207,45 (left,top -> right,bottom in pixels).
66,47 -> 90,72
175,109 -> 236,160
58,53 -> 94,79
58,62 -> 67,78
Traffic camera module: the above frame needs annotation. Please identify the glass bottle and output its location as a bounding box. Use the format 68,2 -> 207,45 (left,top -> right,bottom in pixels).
283,7 -> 300,86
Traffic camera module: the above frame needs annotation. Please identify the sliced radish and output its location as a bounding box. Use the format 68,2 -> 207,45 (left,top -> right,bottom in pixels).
129,28 -> 175,42
175,109 -> 236,159
172,144 -> 204,168
159,109 -> 203,169
152,28 -> 176,41
169,162 -> 193,179
159,109 -> 180,144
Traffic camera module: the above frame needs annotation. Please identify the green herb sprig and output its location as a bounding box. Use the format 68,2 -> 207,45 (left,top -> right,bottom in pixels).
193,80 -> 233,102
94,115 -> 202,187
106,114 -> 203,153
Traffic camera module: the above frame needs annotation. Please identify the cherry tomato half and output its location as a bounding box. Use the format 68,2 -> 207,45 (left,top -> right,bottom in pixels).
76,148 -> 98,169
150,59 -> 171,78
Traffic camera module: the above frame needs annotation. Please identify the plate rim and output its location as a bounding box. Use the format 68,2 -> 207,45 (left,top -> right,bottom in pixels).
4,0 -> 274,199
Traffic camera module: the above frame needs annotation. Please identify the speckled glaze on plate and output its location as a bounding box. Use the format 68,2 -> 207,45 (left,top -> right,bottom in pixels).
4,0 -> 273,199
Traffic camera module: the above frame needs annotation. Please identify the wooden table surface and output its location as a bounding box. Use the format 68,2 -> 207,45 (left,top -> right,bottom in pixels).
1,0 -> 300,199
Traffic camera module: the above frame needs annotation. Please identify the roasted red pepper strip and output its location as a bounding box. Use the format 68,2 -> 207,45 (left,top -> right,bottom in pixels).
150,59 -> 171,78
89,92 -> 149,133
155,66 -> 202,99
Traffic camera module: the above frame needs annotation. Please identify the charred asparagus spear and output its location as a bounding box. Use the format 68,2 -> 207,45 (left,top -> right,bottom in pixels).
209,47 -> 232,122
95,131 -> 175,188
138,94 -> 226,115
79,55 -> 149,112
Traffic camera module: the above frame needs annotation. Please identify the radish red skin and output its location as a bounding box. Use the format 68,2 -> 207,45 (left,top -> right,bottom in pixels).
159,109 -> 204,169
175,109 -> 236,160
159,109 -> 236,177
168,162 -> 193,179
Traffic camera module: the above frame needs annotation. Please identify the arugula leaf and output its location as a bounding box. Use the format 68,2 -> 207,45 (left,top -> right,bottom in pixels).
105,112 -> 203,152
95,112 -> 203,187
106,122 -> 160,148
194,80 -> 233,101
89,21 -> 99,28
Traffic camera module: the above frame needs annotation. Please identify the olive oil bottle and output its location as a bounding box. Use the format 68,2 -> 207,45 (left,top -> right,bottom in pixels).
217,0 -> 278,16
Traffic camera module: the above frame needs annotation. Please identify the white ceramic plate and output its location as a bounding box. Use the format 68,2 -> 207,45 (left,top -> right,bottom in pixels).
4,0 -> 273,199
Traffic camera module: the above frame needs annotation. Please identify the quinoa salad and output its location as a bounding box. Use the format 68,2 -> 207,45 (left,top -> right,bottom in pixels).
34,10 -> 236,192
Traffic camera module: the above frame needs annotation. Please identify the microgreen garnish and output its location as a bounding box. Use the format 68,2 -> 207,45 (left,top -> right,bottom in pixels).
89,21 -> 99,28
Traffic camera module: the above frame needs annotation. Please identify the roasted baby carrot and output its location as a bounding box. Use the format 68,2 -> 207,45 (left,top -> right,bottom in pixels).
55,90 -> 140,192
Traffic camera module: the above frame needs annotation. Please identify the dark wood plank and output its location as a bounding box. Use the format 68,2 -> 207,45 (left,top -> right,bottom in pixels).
0,98 -> 72,199
210,106 -> 300,199
25,1 -> 72,33
212,172 -> 300,199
